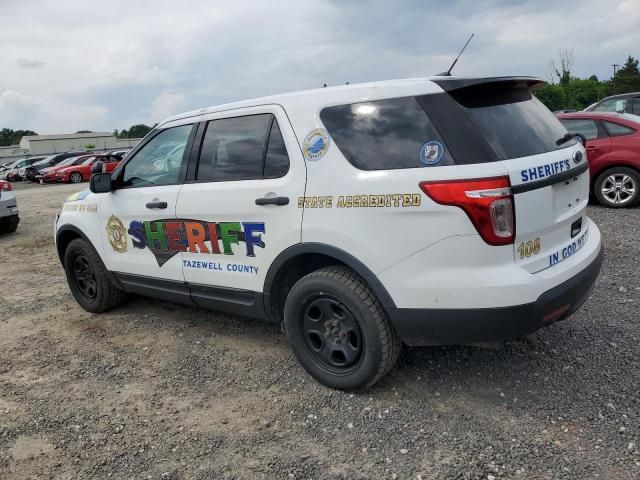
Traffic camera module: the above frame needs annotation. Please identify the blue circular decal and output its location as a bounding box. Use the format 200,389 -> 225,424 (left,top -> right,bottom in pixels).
419,140 -> 444,166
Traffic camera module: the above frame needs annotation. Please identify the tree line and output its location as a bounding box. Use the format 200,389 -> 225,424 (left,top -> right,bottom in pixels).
0,124 -> 154,147
534,51 -> 640,111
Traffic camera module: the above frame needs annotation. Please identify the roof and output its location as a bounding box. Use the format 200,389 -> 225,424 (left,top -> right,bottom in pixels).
159,76 -> 545,126
556,111 -> 640,125
22,132 -> 114,141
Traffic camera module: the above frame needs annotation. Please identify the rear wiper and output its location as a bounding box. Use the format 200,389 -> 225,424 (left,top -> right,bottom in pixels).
556,132 -> 577,146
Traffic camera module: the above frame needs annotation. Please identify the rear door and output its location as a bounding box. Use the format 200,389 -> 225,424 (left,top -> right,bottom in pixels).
176,106 -> 305,298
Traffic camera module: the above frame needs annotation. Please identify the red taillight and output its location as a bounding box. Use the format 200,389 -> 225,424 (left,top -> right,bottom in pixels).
419,176 -> 515,246
0,181 -> 12,192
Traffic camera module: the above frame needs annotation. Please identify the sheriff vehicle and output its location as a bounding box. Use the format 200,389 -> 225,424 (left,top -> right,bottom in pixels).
55,77 -> 603,390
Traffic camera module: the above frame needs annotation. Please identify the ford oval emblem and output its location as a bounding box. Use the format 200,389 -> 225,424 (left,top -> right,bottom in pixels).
573,150 -> 583,164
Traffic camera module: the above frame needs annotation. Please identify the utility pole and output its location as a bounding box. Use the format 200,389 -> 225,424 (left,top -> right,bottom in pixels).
612,63 -> 620,93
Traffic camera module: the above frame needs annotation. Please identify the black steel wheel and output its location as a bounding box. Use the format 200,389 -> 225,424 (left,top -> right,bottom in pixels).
63,238 -> 126,313
71,253 -> 98,301
301,296 -> 364,373
284,266 -> 401,390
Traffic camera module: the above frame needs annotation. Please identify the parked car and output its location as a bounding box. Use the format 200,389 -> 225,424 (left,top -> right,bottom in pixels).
2,157 -> 46,181
0,179 -> 19,233
55,155 -> 121,183
36,155 -> 93,183
55,76 -> 603,390
585,93 -> 640,115
23,152 -> 84,182
557,112 -> 640,207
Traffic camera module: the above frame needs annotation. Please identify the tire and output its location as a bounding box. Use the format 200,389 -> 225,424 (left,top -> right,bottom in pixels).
0,215 -> 19,233
63,238 -> 125,313
69,172 -> 83,184
593,167 -> 640,208
284,266 -> 401,390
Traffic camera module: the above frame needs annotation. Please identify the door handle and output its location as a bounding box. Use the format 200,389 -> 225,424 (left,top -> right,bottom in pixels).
146,201 -> 168,209
255,196 -> 289,206
586,146 -> 598,151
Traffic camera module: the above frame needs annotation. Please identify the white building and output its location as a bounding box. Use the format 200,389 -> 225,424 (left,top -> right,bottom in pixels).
19,132 -> 140,155
0,145 -> 29,158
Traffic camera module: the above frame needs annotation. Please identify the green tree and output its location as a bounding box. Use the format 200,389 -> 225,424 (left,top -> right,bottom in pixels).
533,84 -> 567,111
126,124 -> 152,138
84,144 -> 96,150
612,56 -> 640,94
0,128 -> 37,147
565,78 -> 609,110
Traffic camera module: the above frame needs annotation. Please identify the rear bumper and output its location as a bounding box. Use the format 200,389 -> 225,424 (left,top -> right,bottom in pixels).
388,244 -> 604,346
0,197 -> 19,219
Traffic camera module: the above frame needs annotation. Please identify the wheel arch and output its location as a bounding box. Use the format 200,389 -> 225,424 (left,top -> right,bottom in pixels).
590,162 -> 640,189
263,243 -> 396,323
56,224 -> 90,264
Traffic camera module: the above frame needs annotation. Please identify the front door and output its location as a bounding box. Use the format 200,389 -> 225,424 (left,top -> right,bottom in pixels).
176,106 -> 306,296
98,121 -> 196,282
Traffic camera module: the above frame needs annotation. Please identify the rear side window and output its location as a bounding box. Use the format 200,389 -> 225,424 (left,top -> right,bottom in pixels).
633,97 -> 640,115
196,114 -> 291,182
264,120 -> 289,178
560,119 -> 599,140
320,97 -> 454,171
603,121 -> 636,137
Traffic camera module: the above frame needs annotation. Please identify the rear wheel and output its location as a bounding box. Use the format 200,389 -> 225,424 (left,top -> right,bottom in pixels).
64,238 -> 125,312
284,266 -> 401,390
0,215 -> 19,233
69,172 -> 83,183
594,167 -> 640,208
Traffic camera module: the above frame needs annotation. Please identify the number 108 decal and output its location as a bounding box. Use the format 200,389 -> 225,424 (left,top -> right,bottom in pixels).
517,238 -> 541,259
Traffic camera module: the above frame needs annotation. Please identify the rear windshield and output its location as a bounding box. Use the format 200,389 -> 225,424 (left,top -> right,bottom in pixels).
447,84 -> 574,160
320,83 -> 573,171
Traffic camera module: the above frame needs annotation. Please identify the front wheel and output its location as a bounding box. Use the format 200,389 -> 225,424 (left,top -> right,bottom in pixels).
284,266 -> 401,390
63,238 -> 126,313
69,172 -> 83,183
594,167 -> 640,208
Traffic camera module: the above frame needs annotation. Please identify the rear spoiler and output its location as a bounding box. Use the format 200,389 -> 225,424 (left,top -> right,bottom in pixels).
432,76 -> 545,92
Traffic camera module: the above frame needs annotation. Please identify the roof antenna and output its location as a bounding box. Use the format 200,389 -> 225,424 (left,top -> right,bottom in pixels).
436,33 -> 475,77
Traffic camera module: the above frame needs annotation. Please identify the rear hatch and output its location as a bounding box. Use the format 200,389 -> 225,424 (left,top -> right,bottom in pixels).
428,77 -> 591,272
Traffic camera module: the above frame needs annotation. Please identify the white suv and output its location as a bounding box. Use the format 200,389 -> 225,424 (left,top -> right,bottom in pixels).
55,77 -> 603,390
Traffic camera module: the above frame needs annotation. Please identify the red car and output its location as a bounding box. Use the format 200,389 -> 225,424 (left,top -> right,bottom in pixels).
557,112 -> 640,208
37,155 -> 92,183
55,155 -> 121,183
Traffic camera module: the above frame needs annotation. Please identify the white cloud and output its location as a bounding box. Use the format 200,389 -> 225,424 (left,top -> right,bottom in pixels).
0,0 -> 636,132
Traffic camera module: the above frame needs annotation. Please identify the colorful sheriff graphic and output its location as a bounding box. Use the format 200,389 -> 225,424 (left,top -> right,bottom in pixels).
118,219 -> 265,266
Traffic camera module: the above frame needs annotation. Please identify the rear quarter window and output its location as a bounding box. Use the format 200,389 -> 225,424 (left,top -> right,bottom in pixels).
320,97 -> 455,171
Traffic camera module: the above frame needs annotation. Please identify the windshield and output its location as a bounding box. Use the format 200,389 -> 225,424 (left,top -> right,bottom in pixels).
58,157 -> 82,167
33,156 -> 55,166
80,156 -> 97,166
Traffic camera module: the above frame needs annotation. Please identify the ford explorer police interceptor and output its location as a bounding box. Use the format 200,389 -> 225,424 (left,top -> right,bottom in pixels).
55,77 -> 604,390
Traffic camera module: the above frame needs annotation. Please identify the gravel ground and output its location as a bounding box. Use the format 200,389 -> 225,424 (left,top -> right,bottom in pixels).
0,181 -> 638,480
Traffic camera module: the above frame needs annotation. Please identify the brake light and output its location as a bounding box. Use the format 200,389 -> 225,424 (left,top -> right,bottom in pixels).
0,181 -> 12,192
419,176 -> 515,245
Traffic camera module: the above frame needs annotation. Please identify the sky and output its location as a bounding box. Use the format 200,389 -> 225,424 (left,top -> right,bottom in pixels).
0,0 -> 638,134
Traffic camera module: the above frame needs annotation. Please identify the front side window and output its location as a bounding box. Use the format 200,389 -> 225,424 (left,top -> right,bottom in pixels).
196,114 -> 273,182
321,97 -> 455,170
593,98 -> 627,113
121,124 -> 192,187
560,119 -> 600,140
603,121 -> 636,137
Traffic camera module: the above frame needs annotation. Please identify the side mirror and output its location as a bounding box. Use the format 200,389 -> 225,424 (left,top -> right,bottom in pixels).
90,172 -> 113,193
91,160 -> 105,175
